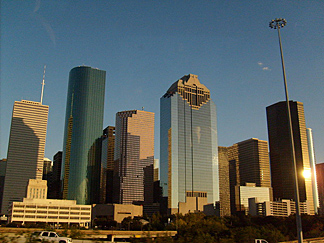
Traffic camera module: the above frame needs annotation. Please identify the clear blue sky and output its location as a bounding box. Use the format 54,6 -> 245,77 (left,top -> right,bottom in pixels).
1,1 -> 323,163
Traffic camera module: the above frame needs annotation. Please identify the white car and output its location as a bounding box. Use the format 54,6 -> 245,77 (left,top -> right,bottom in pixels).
31,231 -> 73,243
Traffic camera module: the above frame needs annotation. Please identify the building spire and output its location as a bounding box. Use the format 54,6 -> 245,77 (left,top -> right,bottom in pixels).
40,65 -> 46,104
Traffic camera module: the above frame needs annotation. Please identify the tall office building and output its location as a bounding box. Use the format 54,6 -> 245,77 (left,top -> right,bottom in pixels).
266,101 -> 314,214
1,100 -> 49,214
101,126 -> 115,203
160,74 -> 218,214
306,128 -> 319,214
48,151 -> 62,199
218,147 -> 231,216
61,66 -> 106,205
316,163 -> 324,215
227,138 -> 272,214
113,110 -> 154,205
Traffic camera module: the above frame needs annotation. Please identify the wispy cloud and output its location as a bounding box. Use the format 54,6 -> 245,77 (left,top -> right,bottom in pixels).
258,61 -> 271,71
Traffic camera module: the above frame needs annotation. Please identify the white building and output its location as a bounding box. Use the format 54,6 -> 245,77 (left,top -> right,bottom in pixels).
249,198 -> 311,216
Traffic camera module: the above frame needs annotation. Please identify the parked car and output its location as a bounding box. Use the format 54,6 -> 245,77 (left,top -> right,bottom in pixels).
31,231 -> 72,243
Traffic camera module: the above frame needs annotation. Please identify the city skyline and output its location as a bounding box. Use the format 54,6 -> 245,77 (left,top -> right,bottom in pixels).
1,1 -> 323,164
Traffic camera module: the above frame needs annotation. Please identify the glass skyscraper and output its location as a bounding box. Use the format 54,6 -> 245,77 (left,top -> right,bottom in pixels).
160,74 -> 219,214
62,66 -> 106,205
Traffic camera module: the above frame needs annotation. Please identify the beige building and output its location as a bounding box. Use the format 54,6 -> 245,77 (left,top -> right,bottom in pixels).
26,179 -> 47,199
92,204 -> 143,223
8,198 -> 91,227
2,100 -> 49,214
114,110 -> 154,205
249,198 -> 311,217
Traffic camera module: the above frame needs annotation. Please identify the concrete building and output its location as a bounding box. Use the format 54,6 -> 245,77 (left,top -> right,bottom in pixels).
113,110 -> 154,205
266,101 -> 314,214
236,183 -> 272,214
1,100 -> 49,214
92,204 -> 143,223
227,138 -> 272,215
249,198 -> 311,217
8,198 -> 91,227
61,66 -> 106,205
26,179 -> 47,199
160,74 -> 218,214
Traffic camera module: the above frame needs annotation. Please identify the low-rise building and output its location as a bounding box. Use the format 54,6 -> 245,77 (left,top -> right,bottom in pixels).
8,198 -> 91,227
92,204 -> 143,223
249,198 -> 311,216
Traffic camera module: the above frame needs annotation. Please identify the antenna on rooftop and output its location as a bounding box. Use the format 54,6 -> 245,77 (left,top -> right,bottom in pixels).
40,65 -> 46,104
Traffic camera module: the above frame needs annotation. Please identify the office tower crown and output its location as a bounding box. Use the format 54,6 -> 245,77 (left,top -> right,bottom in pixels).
164,74 -> 210,110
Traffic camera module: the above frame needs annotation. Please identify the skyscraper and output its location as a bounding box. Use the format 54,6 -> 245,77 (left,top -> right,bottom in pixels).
1,100 -> 49,214
266,101 -> 314,214
218,147 -> 231,216
306,128 -> 319,214
61,66 -> 106,205
160,74 -> 218,214
316,163 -> 324,215
113,110 -> 154,205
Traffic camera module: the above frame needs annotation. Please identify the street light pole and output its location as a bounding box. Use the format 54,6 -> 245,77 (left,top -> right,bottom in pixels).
269,18 -> 303,243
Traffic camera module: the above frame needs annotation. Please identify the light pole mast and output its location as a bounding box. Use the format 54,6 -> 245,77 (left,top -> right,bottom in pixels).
269,18 -> 303,243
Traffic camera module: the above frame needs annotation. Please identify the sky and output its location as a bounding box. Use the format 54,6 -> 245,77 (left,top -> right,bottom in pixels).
1,1 -> 323,164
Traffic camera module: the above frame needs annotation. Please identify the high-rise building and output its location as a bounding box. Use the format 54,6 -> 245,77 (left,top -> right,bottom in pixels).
266,101 -> 314,214
227,138 -> 272,214
160,74 -> 218,214
306,128 -> 319,214
101,126 -> 115,204
48,151 -> 62,199
218,147 -> 231,216
0,159 -> 7,211
113,110 -> 154,205
42,158 -> 52,181
1,100 -> 49,214
61,66 -> 106,205
316,163 -> 324,215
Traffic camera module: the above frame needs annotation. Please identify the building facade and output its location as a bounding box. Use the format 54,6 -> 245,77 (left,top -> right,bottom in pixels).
227,138 -> 272,214
306,128 -> 319,214
61,66 -> 106,205
102,126 -> 115,204
316,163 -> 324,215
218,147 -> 231,216
266,101 -> 314,214
160,74 -> 219,214
8,198 -> 91,227
1,100 -> 49,214
48,151 -> 62,199
113,110 -> 154,205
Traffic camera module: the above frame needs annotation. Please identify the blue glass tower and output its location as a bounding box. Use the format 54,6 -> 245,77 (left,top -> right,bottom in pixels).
62,66 -> 106,205
160,74 -> 219,214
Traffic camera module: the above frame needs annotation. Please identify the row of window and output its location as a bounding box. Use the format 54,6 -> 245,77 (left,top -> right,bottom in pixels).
12,215 -> 91,220
13,210 -> 90,215
14,205 -> 90,210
